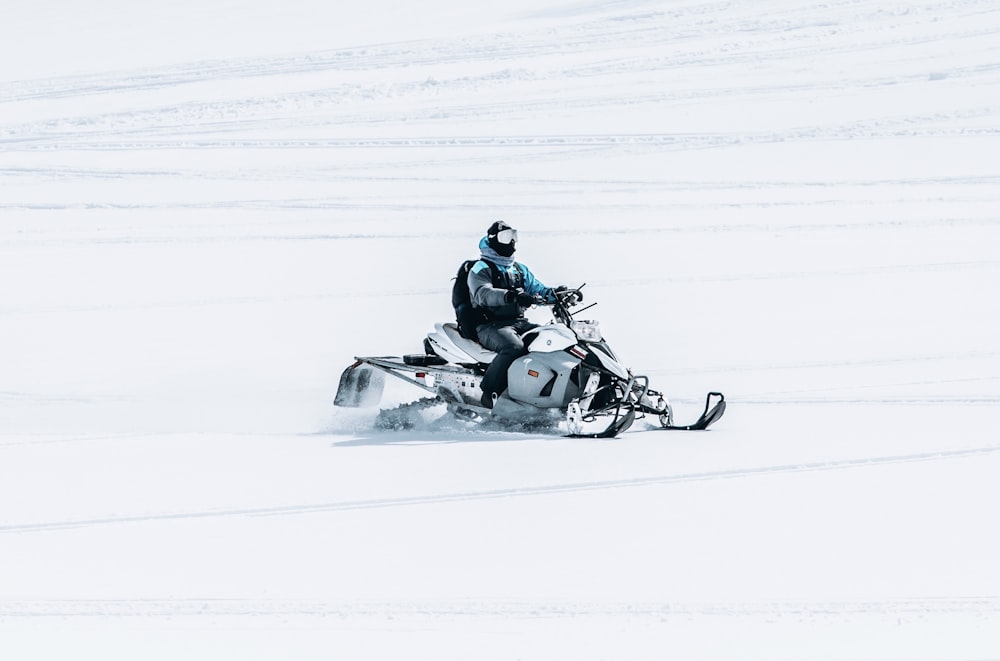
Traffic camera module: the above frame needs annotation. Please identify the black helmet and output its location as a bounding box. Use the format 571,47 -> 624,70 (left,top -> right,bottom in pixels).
487,220 -> 518,257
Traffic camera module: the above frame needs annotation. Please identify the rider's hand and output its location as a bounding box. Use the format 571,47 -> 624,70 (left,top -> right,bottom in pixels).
507,288 -> 538,307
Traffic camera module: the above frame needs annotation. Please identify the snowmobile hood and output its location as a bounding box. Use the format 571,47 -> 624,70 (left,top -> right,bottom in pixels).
588,345 -> 630,381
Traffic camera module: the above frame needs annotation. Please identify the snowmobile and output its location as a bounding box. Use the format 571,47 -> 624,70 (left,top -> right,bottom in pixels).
334,287 -> 725,437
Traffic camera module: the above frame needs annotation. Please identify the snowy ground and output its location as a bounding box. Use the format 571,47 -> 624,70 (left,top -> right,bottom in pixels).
2,1 -> 1000,658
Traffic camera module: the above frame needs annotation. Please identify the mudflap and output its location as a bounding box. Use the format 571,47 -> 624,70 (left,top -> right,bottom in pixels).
662,392 -> 726,431
333,360 -> 386,407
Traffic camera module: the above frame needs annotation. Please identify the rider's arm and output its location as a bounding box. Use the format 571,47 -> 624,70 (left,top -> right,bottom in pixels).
519,264 -> 556,303
468,262 -> 511,309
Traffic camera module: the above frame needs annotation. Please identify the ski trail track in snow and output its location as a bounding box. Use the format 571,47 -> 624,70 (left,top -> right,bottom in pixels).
2,596 -> 998,619
2,0 -> 999,159
4,442 -> 999,534
4,0 -> 998,102
6,119 -> 1000,154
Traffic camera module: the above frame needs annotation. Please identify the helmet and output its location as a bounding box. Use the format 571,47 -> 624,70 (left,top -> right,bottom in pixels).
487,220 -> 518,257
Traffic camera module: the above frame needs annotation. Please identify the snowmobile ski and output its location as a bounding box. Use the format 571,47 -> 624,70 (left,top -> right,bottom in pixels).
566,401 -> 636,438
660,392 -> 726,431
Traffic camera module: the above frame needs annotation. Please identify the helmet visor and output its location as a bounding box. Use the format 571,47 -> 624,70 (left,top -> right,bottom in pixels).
496,228 -> 518,244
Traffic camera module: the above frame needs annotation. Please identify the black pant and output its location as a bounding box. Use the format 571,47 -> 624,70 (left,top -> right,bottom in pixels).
476,319 -> 538,398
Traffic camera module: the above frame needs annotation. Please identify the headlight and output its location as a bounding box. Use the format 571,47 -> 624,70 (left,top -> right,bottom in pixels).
571,320 -> 602,342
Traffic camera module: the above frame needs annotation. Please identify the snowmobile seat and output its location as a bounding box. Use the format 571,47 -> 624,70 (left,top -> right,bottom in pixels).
426,322 -> 497,366
442,322 -> 497,363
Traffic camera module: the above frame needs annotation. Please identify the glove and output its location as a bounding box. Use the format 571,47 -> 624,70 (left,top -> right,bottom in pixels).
555,286 -> 583,305
506,288 -> 538,307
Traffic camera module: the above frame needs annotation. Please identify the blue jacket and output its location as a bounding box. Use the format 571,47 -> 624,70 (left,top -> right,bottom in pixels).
468,242 -> 554,324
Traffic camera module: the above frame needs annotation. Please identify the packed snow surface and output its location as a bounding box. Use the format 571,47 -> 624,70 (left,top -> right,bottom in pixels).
2,1 -> 999,658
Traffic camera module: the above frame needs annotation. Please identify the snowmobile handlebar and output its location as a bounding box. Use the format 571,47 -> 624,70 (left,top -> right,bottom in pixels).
547,284 -> 588,326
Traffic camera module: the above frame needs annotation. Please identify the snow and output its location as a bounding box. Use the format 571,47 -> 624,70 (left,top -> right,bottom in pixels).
2,0 -> 1000,658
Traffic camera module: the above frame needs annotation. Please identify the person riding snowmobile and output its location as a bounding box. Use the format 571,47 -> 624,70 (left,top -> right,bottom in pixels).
468,220 -> 580,408
334,221 -> 726,434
